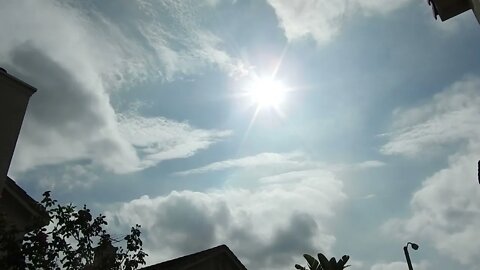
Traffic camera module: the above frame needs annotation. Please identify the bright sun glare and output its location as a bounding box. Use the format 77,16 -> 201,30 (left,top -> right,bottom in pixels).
247,78 -> 287,109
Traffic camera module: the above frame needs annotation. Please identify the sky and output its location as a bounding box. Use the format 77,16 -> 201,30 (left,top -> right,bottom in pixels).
2,0 -> 480,269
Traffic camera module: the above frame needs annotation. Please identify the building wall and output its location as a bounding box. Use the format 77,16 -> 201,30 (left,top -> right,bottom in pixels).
0,189 -> 34,236
472,0 -> 480,23
0,70 -> 35,196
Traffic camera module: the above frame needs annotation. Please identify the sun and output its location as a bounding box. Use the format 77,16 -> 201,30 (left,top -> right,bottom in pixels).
246,77 -> 287,109
240,75 -> 291,140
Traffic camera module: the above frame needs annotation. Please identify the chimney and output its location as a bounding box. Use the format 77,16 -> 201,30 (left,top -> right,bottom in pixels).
0,68 -> 36,195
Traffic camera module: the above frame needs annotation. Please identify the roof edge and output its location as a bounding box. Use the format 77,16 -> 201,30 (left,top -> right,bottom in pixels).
141,244 -> 247,270
4,177 -> 48,224
0,68 -> 37,95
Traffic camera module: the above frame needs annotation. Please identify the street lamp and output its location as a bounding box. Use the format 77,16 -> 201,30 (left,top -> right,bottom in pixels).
403,242 -> 419,270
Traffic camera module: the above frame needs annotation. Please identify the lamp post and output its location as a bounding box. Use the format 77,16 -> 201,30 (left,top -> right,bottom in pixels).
403,242 -> 419,270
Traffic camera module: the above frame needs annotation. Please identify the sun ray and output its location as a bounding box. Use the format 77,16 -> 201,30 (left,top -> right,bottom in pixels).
240,105 -> 262,147
271,43 -> 289,80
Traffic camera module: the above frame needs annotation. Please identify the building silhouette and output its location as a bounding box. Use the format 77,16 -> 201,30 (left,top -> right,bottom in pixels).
428,0 -> 480,23
0,68 -> 46,237
141,245 -> 247,270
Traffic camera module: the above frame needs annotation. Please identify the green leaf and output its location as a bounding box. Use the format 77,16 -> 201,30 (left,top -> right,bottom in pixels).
304,254 -> 320,270
317,253 -> 330,270
1,190 -> 147,270
337,255 -> 350,269
296,264 -> 307,270
329,257 -> 336,265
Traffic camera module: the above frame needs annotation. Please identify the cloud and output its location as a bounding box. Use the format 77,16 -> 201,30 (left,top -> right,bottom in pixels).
134,0 -> 250,80
355,160 -> 386,169
381,76 -> 480,156
0,0 -> 148,88
6,42 -> 140,174
175,151 -> 385,176
370,261 -> 429,270
382,76 -> 480,266
259,169 -> 335,185
266,0 -> 412,45
0,0 -> 231,175
34,164 -> 100,191
118,114 -> 232,170
175,151 -> 309,175
359,0 -> 412,15
106,169 -> 346,270
383,150 -> 480,265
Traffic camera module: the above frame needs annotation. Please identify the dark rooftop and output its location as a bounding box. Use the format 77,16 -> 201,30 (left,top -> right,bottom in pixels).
3,176 -> 48,224
141,245 -> 247,270
0,66 -> 37,94
428,0 -> 471,21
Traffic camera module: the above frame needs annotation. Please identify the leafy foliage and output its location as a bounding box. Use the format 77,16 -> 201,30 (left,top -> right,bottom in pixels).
295,252 -> 350,270
0,191 -> 147,270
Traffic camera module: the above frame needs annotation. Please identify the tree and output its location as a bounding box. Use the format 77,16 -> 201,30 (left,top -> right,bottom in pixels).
295,253 -> 350,270
0,191 -> 147,270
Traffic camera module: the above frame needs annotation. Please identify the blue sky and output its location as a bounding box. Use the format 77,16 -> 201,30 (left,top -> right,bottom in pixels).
2,0 -> 480,269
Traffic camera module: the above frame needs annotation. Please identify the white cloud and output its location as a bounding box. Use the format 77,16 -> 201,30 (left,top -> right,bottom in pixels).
359,0 -> 412,15
0,0 -> 148,88
175,151 -> 385,176
135,0 -> 250,80
266,0 -> 412,45
106,168 -> 346,270
381,76 -> 480,156
107,150 -> 387,268
355,160 -> 386,169
259,169 -> 334,184
382,76 -> 480,266
383,150 -> 480,265
36,164 -> 100,191
1,0 -> 231,175
266,0 -> 348,44
175,151 -> 309,175
118,114 -> 232,170
371,261 -> 429,270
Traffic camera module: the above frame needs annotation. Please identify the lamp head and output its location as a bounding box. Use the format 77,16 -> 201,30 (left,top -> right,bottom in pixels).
410,242 -> 419,250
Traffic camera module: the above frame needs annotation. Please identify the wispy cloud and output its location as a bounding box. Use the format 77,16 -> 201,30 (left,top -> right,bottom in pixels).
258,169 -> 334,184
175,151 -> 385,176
134,0 -> 250,80
34,164 -> 100,191
118,113 -> 232,171
2,0 -> 232,175
174,151 -> 309,176
381,76 -> 480,157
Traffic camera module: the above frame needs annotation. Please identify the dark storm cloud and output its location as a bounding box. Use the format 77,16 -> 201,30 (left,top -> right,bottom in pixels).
234,212 -> 320,270
151,195 -> 225,254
